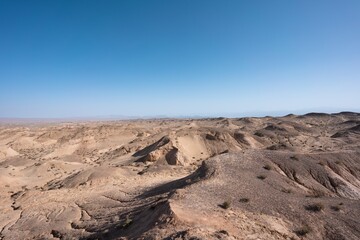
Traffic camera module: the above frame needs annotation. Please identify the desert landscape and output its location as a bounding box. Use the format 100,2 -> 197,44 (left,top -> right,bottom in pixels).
0,112 -> 359,240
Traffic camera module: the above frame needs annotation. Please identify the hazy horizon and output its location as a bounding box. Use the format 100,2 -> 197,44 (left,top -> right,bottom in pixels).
1,1 -> 359,118
1,108 -> 360,122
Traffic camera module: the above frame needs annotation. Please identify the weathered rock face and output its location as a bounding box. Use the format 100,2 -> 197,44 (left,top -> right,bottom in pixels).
165,147 -> 187,166
133,136 -> 170,157
165,147 -> 179,165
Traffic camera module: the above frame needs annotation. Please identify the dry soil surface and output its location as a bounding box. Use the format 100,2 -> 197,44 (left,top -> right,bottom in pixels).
0,112 -> 359,240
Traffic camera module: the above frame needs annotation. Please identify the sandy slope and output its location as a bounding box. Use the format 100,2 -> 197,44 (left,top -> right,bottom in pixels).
0,112 -> 359,239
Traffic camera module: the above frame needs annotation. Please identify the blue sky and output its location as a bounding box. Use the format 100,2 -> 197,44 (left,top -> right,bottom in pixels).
0,0 -> 359,118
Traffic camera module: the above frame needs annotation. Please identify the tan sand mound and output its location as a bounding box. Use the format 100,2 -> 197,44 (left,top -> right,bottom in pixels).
0,147 -> 19,159
45,166 -> 131,189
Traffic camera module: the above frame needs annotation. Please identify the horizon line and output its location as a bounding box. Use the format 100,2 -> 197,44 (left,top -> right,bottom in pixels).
1,110 -> 359,124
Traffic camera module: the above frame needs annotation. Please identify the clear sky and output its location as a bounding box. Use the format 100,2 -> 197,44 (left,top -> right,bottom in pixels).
0,0 -> 359,118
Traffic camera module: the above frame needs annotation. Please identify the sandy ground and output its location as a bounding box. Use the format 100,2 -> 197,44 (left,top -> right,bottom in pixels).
0,112 -> 359,239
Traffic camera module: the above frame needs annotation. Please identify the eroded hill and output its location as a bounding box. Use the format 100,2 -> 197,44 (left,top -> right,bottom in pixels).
0,112 -> 359,239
